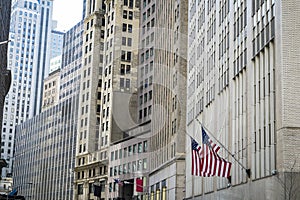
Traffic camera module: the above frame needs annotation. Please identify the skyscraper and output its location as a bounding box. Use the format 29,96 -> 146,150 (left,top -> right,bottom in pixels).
1,0 -> 53,178
32,0 -> 54,115
14,21 -> 83,199
74,0 -> 140,199
185,0 -> 300,199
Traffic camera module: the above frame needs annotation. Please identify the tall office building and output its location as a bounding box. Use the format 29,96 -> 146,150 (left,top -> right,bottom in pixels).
0,0 -> 12,171
185,0 -> 300,199
74,0 -> 140,199
1,0 -> 53,178
32,0 -> 54,115
147,0 -> 188,199
13,21 -> 83,199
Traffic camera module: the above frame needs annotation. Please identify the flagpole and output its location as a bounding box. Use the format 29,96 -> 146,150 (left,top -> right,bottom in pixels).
196,118 -> 251,178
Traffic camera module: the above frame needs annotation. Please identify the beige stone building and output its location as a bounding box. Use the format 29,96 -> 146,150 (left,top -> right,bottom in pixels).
74,0 -> 140,199
42,69 -> 60,111
186,0 -> 300,199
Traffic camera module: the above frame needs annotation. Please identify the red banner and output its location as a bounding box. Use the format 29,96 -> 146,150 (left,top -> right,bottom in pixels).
136,178 -> 143,192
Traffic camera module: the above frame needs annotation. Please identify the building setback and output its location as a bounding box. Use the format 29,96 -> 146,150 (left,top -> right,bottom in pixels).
13,21 -> 83,199
185,0 -> 300,199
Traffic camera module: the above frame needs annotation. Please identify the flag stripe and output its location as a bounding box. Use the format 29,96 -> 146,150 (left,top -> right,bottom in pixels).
190,127 -> 232,178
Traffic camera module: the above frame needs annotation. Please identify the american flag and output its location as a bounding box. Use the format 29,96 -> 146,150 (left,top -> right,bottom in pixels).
191,127 -> 232,178
114,178 -> 124,186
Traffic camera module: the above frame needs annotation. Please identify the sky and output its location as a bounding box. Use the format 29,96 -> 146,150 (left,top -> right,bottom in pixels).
52,0 -> 83,32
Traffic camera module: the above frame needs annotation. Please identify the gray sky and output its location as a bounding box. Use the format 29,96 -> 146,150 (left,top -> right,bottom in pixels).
53,0 -> 83,31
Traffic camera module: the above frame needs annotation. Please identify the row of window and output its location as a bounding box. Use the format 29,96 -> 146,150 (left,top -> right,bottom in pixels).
110,141 -> 148,161
122,23 -> 133,33
109,158 -> 147,178
142,4 -> 155,22
139,75 -> 153,91
77,166 -> 106,181
139,90 -> 152,105
141,18 -> 155,35
123,10 -> 134,20
140,47 -> 154,63
140,61 -> 153,77
139,105 -> 152,119
141,32 -> 155,48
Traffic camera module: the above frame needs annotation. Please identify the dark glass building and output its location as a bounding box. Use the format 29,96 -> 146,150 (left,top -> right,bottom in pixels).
0,0 -> 12,170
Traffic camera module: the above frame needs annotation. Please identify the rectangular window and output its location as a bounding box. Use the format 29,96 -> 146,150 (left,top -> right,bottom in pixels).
122,23 -> 127,32
121,64 -> 125,75
129,11 -> 133,20
126,65 -> 131,73
120,78 -> 125,88
119,149 -> 122,159
123,10 -> 128,19
128,24 -> 132,33
127,52 -> 132,61
128,145 -> 132,156
78,184 -> 83,195
128,38 -> 132,46
126,79 -> 130,88
143,141 -> 148,152
124,147 -> 127,157
122,37 -> 126,45
138,142 -> 142,153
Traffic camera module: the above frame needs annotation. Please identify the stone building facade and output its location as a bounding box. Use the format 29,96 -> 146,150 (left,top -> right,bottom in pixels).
148,0 -> 188,199
74,0 -> 140,199
185,0 -> 300,199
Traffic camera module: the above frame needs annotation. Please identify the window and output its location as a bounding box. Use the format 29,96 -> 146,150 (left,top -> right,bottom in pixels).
128,146 -> 132,156
111,152 -> 114,161
124,147 -> 127,157
120,78 -> 125,88
120,64 -> 125,75
143,141 -> 148,152
128,24 -> 132,33
123,10 -> 128,19
138,142 -> 142,153
129,0 -> 133,8
89,183 -> 94,193
126,65 -> 131,73
129,11 -> 133,20
122,23 -> 127,32
119,149 -> 122,159
78,184 -> 83,195
132,161 -> 137,172
128,38 -> 132,46
126,79 -> 130,88
121,50 -> 126,61
122,37 -> 126,45
127,52 -> 132,61
143,158 -> 147,169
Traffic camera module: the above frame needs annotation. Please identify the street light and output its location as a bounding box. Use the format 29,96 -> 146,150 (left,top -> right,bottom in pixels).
7,182 -> 33,200
0,40 -> 11,45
